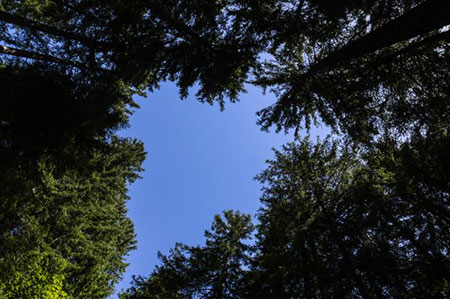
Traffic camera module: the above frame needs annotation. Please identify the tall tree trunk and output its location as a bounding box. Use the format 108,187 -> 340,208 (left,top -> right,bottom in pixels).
374,28 -> 450,67
308,0 -> 450,74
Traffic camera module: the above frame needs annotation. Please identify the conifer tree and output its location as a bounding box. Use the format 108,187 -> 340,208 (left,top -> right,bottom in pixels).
120,211 -> 253,299
122,136 -> 449,298
1,1 -> 449,297
0,136 -> 145,297
2,0 -> 448,139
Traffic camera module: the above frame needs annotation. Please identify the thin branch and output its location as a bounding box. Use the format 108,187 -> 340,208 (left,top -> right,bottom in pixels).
146,1 -> 202,43
0,44 -> 82,67
0,10 -> 109,49
51,0 -> 100,23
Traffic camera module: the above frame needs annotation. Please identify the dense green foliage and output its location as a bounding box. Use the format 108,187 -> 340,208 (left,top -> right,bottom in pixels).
122,136 -> 449,298
250,135 -> 449,297
0,61 -> 144,297
1,0 -> 449,297
254,0 -> 450,142
120,211 -> 254,299
2,0 -> 448,139
0,251 -> 69,298
0,0 -> 263,105
0,65 -> 135,157
0,133 -> 145,297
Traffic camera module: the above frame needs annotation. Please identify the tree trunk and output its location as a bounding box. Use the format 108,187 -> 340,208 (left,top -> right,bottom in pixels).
309,0 -> 450,74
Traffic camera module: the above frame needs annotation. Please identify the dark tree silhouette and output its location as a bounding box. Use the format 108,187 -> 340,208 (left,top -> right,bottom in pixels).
120,211 -> 254,299
122,136 -> 449,298
2,0 -> 448,139
1,1 -> 449,297
249,136 -> 449,298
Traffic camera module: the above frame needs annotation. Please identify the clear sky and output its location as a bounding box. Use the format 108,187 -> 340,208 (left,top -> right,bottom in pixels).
114,82 -> 326,296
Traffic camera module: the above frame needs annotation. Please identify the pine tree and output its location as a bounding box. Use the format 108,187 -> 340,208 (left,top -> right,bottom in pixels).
0,136 -> 145,297
253,0 -> 450,141
120,211 -> 254,299
2,1 -> 448,139
250,136 -> 449,297
2,1 -> 449,297
122,136 -> 449,298
0,0 -> 264,105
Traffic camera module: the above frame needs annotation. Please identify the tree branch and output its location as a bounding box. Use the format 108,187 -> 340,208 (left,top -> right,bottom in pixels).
307,0 -> 450,74
0,44 -> 82,67
146,1 -> 202,42
377,29 -> 450,65
51,0 -> 100,23
0,10 -> 108,49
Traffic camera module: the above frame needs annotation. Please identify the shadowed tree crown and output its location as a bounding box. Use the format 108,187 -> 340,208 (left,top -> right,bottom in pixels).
2,0 -> 448,142
122,135 -> 449,298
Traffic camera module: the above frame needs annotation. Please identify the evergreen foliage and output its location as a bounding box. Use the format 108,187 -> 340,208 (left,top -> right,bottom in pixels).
0,136 -> 145,297
0,65 -> 136,158
122,136 -> 449,298
0,0 -> 263,106
250,136 -> 449,297
120,211 -> 254,299
1,0 -> 449,297
252,0 -> 450,142
0,251 -> 69,299
1,0 -> 448,139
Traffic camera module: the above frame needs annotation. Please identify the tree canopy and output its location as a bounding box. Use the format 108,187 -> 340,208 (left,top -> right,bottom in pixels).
0,0 -> 264,106
122,136 -> 449,298
252,0 -> 450,142
0,135 -> 145,297
250,135 -> 449,297
2,0 -> 448,140
120,210 -> 254,299
1,0 -> 449,297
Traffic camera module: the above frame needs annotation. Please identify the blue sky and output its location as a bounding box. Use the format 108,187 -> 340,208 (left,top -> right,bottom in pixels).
114,82 -> 326,296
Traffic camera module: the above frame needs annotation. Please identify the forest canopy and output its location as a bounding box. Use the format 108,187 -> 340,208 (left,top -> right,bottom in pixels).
121,136 -> 450,298
0,0 -> 449,297
1,0 -> 448,140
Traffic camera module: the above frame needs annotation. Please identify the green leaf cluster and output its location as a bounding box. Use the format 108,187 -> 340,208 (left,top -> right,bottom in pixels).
0,250 -> 69,299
